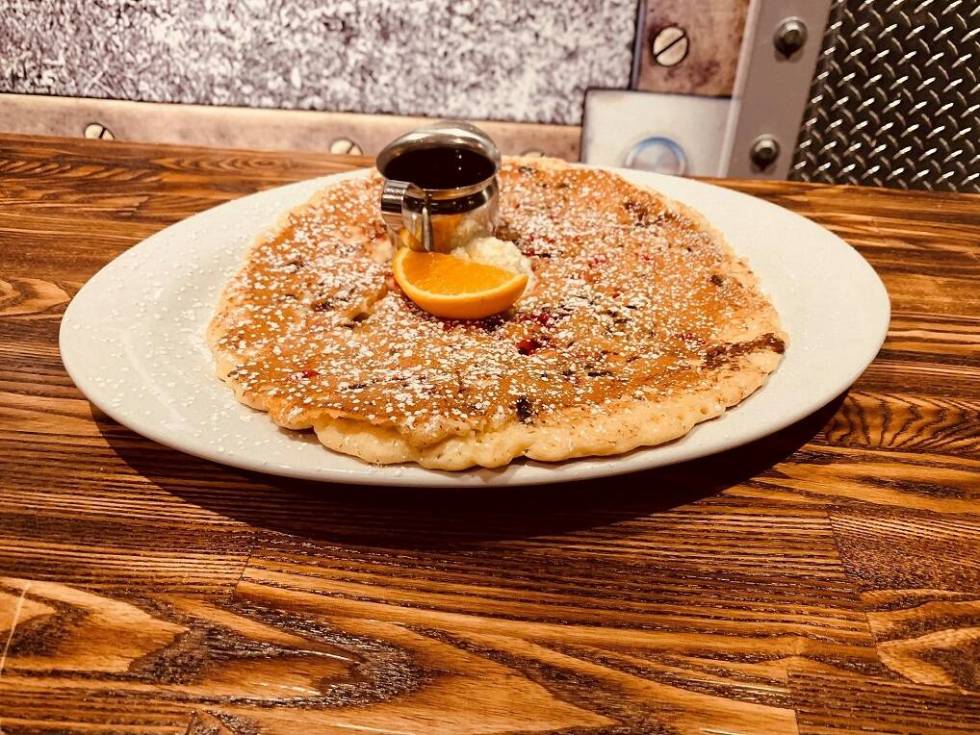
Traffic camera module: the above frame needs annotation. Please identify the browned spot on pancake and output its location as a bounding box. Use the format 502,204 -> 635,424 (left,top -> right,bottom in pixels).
515,396 -> 534,422
704,333 -> 786,369
623,198 -> 651,226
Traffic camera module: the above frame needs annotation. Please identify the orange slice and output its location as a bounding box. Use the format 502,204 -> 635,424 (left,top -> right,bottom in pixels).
392,248 -> 528,320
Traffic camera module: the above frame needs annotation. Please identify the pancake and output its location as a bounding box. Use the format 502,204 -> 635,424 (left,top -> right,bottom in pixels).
208,157 -> 786,470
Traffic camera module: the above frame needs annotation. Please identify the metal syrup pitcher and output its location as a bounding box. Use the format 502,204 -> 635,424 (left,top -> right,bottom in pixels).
376,121 -> 501,252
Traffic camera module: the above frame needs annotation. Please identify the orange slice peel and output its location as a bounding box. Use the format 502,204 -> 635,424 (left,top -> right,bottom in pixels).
392,248 -> 528,320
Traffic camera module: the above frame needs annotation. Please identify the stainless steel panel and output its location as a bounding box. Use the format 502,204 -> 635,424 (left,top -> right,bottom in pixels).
723,0 -> 834,180
582,90 -> 731,176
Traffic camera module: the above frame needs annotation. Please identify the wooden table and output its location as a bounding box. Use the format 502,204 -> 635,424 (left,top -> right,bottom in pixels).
1,133 -> 977,734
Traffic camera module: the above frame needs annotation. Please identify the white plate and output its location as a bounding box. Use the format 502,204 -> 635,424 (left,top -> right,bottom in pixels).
60,168 -> 889,487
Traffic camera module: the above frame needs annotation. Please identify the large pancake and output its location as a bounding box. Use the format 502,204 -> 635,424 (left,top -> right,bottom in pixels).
208,157 -> 786,470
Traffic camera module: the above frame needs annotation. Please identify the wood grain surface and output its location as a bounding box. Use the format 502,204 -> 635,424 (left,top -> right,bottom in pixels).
0,133 -> 978,734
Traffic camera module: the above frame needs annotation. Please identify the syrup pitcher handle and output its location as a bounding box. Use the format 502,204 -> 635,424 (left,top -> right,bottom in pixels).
380,179 -> 433,252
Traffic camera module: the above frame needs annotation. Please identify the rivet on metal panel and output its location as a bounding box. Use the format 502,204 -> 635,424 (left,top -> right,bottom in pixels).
650,26 -> 689,67
750,135 -> 781,170
774,18 -> 808,58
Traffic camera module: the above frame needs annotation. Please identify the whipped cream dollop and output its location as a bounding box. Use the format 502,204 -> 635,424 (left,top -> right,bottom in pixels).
450,236 -> 534,293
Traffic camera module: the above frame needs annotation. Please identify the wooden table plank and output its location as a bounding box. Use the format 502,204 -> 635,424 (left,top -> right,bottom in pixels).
790,665 -> 980,734
0,134 -> 977,733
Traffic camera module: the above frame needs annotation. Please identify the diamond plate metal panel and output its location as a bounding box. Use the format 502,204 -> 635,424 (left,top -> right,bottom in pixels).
791,0 -> 980,192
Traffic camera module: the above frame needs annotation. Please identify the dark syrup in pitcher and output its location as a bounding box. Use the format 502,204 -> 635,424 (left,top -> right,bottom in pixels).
382,146 -> 496,189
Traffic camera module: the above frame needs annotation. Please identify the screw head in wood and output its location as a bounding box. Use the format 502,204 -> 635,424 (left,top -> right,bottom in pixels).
650,26 -> 689,67
83,123 -> 114,140
329,138 -> 363,155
